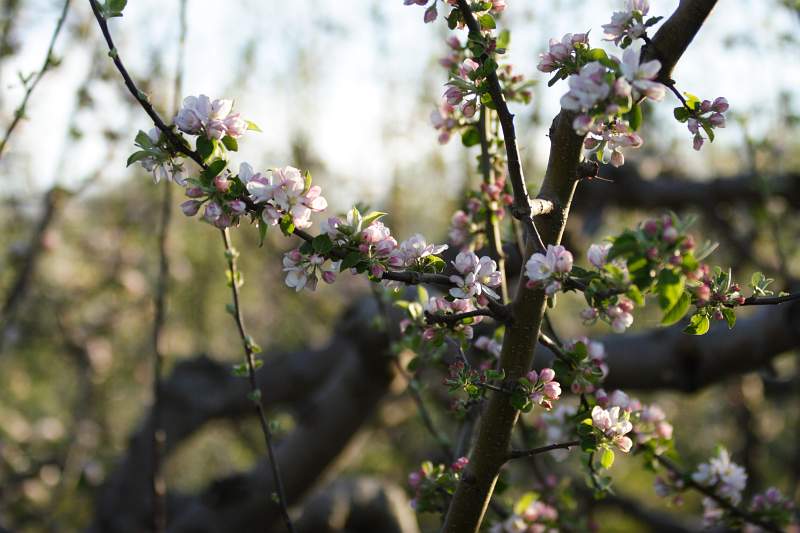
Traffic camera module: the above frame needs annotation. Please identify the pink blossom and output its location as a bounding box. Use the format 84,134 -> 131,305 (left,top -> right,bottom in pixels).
587,243 -> 611,268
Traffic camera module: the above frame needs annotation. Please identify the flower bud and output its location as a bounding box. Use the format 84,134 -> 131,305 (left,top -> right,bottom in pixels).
180,200 -> 201,216
214,174 -> 230,192
185,186 -> 204,198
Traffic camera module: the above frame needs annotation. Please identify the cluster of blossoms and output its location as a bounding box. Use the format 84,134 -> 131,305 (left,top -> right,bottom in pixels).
130,128 -> 187,185
674,95 -> 728,150
174,94 -> 247,141
421,296 -> 483,341
602,0 -> 661,47
692,448 -> 748,505
589,405 -> 634,453
490,495 -> 559,533
537,32 -> 590,75
449,251 -> 502,304
404,0 -> 506,25
407,458 -> 469,513
561,48 -> 664,166
596,389 -> 673,446
246,165 -> 328,229
522,368 -> 562,410
524,244 -> 574,296
320,209 -> 399,279
559,337 -> 608,394
282,249 -> 340,292
578,214 -> 706,334
747,487 -> 796,530
448,174 -> 513,248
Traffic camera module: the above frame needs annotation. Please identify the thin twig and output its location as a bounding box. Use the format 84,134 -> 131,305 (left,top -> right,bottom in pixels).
478,106 -> 509,302
455,0 -> 550,251
87,0 -> 205,168
221,229 -> 295,533
425,308 -> 505,328
741,292 -> 800,306
507,440 -> 580,461
0,0 -> 71,160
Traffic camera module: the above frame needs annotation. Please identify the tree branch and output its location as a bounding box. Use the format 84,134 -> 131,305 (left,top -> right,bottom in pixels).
507,440 -> 580,461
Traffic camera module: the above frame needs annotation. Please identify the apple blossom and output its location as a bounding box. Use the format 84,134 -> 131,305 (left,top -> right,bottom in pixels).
591,405 -> 634,453
174,94 -> 249,140
389,234 -> 448,268
524,244 -> 573,294
619,48 -> 665,101
692,448 -> 747,505
587,242 -> 611,268
602,0 -> 651,46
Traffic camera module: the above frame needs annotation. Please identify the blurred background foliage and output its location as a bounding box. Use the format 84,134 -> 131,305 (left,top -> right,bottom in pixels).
0,0 -> 799,531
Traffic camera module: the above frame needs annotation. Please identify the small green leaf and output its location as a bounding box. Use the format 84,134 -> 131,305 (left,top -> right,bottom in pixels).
245,120 -> 261,132
721,307 -> 736,329
661,291 -> 691,326
258,222 -> 268,247
126,150 -> 150,167
477,13 -> 496,30
303,170 -> 312,194
196,136 -> 214,160
626,103 -> 643,131
673,107 -> 690,122
221,135 -> 238,152
684,313 -> 710,335
312,234 -> 333,254
204,159 -> 226,178
600,448 -> 615,469
279,216 -> 295,236
362,211 -> 387,227
461,126 -> 481,147
341,251 -> 362,270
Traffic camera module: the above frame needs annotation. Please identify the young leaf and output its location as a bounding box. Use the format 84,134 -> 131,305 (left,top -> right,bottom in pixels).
600,448 -> 615,469
126,150 -> 150,167
461,126 -> 481,147
661,292 -> 691,326
312,234 -> 333,254
221,135 -> 238,152
196,136 -> 214,160
684,313 -> 710,335
721,308 -> 736,329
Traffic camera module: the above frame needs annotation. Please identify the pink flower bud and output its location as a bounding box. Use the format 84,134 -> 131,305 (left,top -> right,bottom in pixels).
711,97 -> 729,113
543,381 -> 561,400
227,200 -> 246,214
423,4 -> 437,23
322,270 -> 337,284
461,100 -> 477,118
214,174 -> 230,192
185,186 -> 204,198
693,134 -> 704,151
444,86 -> 463,105
662,226 -> 678,243
646,247 -> 659,260
709,112 -> 725,128
526,370 -> 538,383
539,368 -> 555,383
643,219 -> 659,236
180,200 -> 201,216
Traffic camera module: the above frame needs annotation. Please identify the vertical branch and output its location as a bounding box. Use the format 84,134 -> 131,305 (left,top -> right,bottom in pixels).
0,0 -> 71,160
220,228 -> 295,533
442,2 -> 718,531
478,107 -> 508,303
150,1 -> 187,530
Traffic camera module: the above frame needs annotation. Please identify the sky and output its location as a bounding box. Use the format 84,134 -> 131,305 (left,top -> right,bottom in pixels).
1,0 -> 798,209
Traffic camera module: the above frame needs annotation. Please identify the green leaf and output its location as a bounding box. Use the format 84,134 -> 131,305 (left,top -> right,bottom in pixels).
701,121 -> 715,143
103,0 -> 127,17
258,222 -> 268,247
600,448 -> 615,469
684,313 -> 710,335
204,159 -> 226,178
362,211 -> 387,227
126,150 -> 150,167
496,29 -> 511,51
513,493 -> 537,516
135,130 -> 154,148
245,120 -> 262,132
477,13 -> 496,30
721,307 -> 736,329
673,107 -> 690,122
588,48 -> 608,62
627,284 -> 645,306
341,251 -> 362,270
279,216 -> 295,236
661,292 -> 691,326
657,270 -> 684,310
303,170 -> 312,194
196,136 -> 214,160
221,135 -> 238,152
626,103 -> 643,131
461,126 -> 481,147
312,234 -> 333,254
